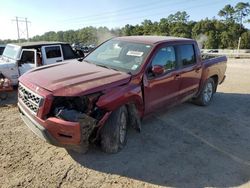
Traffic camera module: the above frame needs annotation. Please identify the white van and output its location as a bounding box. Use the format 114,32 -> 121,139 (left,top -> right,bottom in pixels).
0,42 -> 80,85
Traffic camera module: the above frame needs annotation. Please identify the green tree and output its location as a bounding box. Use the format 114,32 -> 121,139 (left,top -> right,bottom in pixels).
235,2 -> 250,27
141,20 -> 159,35
218,4 -> 235,23
241,31 -> 250,48
167,11 -> 189,23
158,18 -> 170,35
169,22 -> 191,38
122,24 -> 134,36
77,27 -> 97,44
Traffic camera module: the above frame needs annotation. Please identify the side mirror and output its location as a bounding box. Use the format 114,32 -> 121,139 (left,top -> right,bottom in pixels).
152,65 -> 164,76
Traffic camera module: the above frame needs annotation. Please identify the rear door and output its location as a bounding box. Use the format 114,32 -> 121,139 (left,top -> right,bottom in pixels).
144,45 -> 181,114
18,49 -> 37,75
177,43 -> 202,101
41,45 -> 64,65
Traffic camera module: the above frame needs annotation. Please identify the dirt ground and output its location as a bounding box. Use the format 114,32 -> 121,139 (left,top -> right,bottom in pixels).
0,59 -> 250,188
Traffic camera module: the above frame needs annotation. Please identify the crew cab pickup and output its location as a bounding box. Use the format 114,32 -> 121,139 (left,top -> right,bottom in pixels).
0,42 -> 80,85
18,36 -> 227,153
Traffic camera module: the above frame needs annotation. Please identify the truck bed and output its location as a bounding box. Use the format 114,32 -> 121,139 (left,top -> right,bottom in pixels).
201,54 -> 227,84
201,53 -> 224,60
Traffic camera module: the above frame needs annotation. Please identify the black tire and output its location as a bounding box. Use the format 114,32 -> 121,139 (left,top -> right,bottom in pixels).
100,106 -> 128,153
194,78 -> 215,106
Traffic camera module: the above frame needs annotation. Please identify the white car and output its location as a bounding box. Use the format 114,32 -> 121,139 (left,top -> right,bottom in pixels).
0,42 -> 79,85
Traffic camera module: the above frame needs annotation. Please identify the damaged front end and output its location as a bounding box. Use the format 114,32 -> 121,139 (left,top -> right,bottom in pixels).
49,93 -> 107,153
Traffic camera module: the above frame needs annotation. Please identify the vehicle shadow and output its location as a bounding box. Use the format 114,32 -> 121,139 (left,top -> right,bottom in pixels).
67,92 -> 250,187
0,90 -> 17,107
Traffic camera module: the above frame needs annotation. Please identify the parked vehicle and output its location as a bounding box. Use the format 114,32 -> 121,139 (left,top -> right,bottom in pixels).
81,46 -> 89,53
208,49 -> 219,53
0,44 -> 6,57
88,44 -> 96,52
18,36 -> 227,153
0,42 -> 79,85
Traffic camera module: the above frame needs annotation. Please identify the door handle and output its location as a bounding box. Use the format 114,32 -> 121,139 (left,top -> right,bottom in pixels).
56,60 -> 62,62
174,74 -> 181,80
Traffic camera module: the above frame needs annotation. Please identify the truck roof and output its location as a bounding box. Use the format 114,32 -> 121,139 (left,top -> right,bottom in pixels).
11,41 -> 68,48
115,36 -> 195,45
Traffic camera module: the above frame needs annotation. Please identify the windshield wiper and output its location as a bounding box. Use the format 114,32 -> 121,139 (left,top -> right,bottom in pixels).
96,64 -> 119,72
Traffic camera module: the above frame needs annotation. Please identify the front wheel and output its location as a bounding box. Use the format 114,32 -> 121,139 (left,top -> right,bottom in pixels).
100,106 -> 128,153
194,78 -> 215,106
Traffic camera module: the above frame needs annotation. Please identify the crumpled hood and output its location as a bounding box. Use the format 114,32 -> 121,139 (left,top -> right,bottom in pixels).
19,60 -> 131,96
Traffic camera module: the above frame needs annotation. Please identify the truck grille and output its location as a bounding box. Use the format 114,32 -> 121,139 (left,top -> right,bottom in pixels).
18,84 -> 43,115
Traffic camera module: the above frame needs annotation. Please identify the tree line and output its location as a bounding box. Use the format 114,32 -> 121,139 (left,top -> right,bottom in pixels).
1,2 -> 250,49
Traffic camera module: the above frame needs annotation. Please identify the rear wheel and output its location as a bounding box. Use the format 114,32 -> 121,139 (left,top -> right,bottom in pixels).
194,78 -> 215,106
100,106 -> 128,153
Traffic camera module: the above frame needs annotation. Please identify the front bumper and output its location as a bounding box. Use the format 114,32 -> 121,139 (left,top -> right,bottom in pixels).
18,102 -> 96,149
19,103 -> 59,146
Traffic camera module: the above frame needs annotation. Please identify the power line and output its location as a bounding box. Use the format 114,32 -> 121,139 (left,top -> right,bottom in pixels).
60,0 -> 198,23
11,17 -> 31,42
60,0 -> 168,22
57,0 -> 222,28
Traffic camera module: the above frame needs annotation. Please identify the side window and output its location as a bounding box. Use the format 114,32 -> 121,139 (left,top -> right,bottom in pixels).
45,46 -> 62,59
179,44 -> 196,66
20,51 -> 35,65
151,46 -> 176,71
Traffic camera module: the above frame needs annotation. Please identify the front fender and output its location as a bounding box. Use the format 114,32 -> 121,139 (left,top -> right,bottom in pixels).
96,83 -> 144,117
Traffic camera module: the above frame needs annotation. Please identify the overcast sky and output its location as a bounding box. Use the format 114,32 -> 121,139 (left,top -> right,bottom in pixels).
0,0 -> 248,40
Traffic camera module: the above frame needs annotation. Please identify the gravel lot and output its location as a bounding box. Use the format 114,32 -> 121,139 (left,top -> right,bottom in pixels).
0,59 -> 250,188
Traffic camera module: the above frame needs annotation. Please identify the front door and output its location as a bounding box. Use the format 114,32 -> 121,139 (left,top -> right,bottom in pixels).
18,49 -> 37,75
143,45 -> 181,114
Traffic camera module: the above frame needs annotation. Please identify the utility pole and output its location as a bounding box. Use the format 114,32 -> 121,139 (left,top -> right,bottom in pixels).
25,18 -> 29,40
15,17 -> 20,43
12,17 -> 31,42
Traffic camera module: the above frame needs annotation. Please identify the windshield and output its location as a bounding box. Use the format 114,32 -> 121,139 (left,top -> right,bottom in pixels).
85,39 -> 152,74
2,45 -> 21,60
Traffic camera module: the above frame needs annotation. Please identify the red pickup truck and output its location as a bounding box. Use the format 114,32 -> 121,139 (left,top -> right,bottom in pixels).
18,36 -> 227,153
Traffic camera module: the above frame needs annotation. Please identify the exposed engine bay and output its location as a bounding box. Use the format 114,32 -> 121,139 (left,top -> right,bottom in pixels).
50,93 -> 104,122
